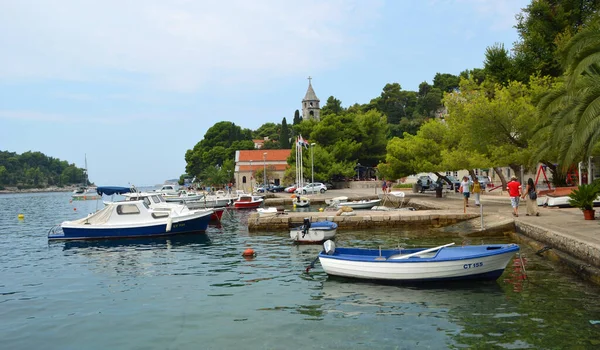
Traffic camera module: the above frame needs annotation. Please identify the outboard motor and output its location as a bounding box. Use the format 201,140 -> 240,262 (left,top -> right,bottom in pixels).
323,240 -> 336,255
301,217 -> 311,237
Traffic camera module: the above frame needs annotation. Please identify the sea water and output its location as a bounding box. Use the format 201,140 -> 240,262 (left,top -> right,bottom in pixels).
1,192 -> 600,349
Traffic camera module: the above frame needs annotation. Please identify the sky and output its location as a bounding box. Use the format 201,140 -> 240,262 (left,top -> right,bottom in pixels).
0,0 -> 530,186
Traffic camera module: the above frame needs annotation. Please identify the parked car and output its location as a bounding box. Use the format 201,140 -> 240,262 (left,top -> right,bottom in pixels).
267,185 -> 286,193
417,175 -> 436,192
324,182 -> 334,190
469,175 -> 490,189
295,182 -> 327,194
444,175 -> 462,192
285,185 -> 297,193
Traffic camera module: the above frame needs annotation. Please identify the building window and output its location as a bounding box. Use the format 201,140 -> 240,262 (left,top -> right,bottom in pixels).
243,176 -> 247,184
309,111 -> 314,116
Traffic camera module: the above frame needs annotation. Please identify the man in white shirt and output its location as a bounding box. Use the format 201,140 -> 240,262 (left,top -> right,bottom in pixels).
459,176 -> 472,207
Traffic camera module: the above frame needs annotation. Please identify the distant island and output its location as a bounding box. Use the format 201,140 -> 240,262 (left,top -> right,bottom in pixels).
0,150 -> 88,191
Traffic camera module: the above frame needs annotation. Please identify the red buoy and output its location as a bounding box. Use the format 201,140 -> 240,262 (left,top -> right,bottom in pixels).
242,248 -> 255,257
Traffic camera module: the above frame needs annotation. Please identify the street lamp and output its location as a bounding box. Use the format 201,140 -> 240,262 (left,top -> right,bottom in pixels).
263,152 -> 267,190
310,143 -> 316,194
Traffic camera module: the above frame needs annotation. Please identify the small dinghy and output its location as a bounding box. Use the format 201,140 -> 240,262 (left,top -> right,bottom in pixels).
290,218 -> 337,243
293,195 -> 310,208
318,240 -> 519,282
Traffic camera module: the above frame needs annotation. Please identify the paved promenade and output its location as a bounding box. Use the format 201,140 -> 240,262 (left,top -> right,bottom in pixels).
267,187 -> 600,283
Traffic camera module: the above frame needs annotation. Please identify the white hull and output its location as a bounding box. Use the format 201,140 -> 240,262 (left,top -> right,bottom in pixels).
319,250 -> 516,281
290,228 -> 336,243
294,197 -> 310,207
338,199 -> 381,210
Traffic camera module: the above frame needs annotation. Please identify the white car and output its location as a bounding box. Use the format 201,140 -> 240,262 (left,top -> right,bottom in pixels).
295,182 -> 327,194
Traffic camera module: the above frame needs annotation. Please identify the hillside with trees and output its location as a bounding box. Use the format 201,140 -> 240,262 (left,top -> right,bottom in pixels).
0,151 -> 88,190
184,0 -> 600,189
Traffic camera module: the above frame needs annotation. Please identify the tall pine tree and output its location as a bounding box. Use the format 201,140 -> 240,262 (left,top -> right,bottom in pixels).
279,117 -> 291,149
293,110 -> 301,125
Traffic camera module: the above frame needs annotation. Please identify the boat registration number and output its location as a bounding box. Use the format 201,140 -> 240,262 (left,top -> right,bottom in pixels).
463,262 -> 483,269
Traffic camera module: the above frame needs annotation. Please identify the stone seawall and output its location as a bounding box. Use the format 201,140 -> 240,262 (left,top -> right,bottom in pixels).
515,221 -> 600,274
247,210 -> 478,231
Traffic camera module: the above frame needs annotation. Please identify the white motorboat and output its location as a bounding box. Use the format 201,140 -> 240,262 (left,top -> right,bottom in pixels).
164,190 -> 205,203
290,218 -> 337,243
49,187 -> 213,240
337,199 -> 382,210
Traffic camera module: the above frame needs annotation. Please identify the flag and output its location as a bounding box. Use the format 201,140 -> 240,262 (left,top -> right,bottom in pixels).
297,135 -> 309,149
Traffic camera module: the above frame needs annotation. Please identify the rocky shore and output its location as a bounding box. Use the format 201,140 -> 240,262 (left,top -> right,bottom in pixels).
0,185 -> 77,195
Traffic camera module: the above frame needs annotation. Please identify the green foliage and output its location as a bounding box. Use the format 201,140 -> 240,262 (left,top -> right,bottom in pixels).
279,117 -> 291,149
293,110 -> 301,125
253,122 -> 280,141
513,0 -> 600,79
484,43 -> 515,85
568,182 -> 600,210
321,96 -> 344,116
185,121 -> 253,181
379,120 -> 449,179
535,16 -> 600,169
433,73 -> 460,92
0,150 -> 85,187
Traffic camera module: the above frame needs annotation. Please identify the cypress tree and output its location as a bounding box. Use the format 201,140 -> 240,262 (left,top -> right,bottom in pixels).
280,117 -> 290,149
293,110 -> 301,125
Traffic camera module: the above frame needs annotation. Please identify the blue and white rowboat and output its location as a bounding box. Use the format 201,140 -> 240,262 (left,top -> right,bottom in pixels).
318,241 -> 519,282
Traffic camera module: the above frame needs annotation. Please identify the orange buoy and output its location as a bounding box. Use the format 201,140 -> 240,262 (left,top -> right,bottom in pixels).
74,208 -> 77,211
242,248 -> 255,257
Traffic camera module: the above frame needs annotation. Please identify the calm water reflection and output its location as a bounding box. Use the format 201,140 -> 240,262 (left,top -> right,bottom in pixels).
1,192 -> 600,349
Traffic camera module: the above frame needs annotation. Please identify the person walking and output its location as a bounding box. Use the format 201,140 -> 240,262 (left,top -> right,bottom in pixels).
472,177 -> 482,206
459,176 -> 471,207
506,175 -> 522,217
382,179 -> 388,194
522,178 -> 540,216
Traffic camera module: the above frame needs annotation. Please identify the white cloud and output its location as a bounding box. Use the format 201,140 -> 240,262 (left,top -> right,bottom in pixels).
0,0 -> 382,91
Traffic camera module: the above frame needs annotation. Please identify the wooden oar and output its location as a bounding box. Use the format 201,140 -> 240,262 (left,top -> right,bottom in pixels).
392,242 -> 455,260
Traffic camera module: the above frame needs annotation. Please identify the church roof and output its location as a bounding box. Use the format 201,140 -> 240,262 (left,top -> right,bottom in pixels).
303,81 -> 319,102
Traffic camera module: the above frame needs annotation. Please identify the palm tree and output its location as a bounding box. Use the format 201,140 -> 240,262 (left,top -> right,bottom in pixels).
536,16 -> 600,167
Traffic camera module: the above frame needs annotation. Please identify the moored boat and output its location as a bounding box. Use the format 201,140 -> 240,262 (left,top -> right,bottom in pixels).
337,199 -> 381,210
233,195 -> 264,209
72,187 -> 100,201
318,241 -> 519,282
48,199 -> 213,240
293,195 -> 310,208
290,218 -> 337,243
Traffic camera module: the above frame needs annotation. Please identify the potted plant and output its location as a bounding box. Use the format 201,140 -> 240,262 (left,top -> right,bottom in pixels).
568,183 -> 600,220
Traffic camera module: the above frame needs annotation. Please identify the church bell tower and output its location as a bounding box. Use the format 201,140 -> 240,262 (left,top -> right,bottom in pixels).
302,76 -> 320,121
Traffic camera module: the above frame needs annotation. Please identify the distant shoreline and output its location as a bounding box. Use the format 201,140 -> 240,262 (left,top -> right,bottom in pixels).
0,185 -> 78,195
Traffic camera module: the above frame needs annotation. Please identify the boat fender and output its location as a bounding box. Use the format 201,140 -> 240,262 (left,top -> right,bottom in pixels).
323,240 -> 336,255
166,218 -> 172,232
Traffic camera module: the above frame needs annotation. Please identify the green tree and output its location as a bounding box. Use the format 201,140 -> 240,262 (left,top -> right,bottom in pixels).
279,117 -> 291,149
433,73 -> 460,92
483,43 -> 514,85
293,110 -> 301,125
321,96 -> 344,116
513,0 -> 600,79
185,121 -> 253,181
